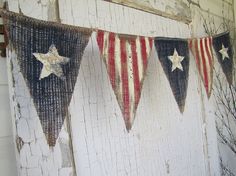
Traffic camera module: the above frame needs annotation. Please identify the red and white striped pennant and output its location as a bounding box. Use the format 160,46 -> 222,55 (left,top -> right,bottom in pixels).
189,37 -> 214,98
97,30 -> 153,130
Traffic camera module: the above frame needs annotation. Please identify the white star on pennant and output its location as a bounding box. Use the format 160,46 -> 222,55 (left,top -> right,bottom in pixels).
168,48 -> 185,72
33,44 -> 70,80
219,44 -> 229,61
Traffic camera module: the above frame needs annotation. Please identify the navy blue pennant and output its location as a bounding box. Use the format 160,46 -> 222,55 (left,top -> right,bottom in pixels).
2,10 -> 92,146
155,37 -> 190,113
213,32 -> 233,85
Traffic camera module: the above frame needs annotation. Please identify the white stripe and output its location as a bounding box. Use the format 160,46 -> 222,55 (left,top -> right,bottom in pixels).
145,37 -> 150,58
197,39 -> 204,81
208,37 -> 214,64
136,37 -> 143,82
209,37 -> 214,73
114,34 -> 123,105
103,32 -> 109,66
201,38 -> 211,94
205,37 -> 213,93
127,40 -> 135,123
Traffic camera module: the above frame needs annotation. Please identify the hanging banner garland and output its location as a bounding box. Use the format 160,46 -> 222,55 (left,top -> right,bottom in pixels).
155,37 -> 190,113
1,9 -> 234,139
189,37 -> 214,98
2,10 -> 92,146
213,32 -> 233,85
97,30 -> 153,130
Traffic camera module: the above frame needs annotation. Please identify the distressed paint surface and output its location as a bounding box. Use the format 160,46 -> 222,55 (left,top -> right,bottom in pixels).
103,0 -> 191,24
6,0 -> 236,176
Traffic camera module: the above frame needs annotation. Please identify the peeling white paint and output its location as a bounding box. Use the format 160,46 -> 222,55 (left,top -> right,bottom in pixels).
17,118 -> 32,143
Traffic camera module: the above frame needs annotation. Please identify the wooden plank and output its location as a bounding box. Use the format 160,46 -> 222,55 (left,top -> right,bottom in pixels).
0,26 -> 4,34
0,43 -> 6,49
104,0 -> 192,24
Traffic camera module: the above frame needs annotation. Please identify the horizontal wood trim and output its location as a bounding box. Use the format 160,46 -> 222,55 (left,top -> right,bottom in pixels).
104,0 -> 192,24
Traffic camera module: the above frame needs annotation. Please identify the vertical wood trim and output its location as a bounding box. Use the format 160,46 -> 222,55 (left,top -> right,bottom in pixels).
48,0 -> 61,23
6,50 -> 19,175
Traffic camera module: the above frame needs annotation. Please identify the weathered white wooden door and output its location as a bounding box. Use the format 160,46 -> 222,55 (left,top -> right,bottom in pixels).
7,0 -> 236,176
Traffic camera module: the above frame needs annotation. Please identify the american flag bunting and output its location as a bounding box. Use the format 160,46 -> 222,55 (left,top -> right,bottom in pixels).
2,10 -> 92,146
97,30 -> 153,130
155,37 -> 190,113
189,37 -> 214,98
213,32 -> 233,85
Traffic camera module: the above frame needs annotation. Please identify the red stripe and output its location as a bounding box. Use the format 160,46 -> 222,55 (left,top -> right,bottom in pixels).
97,30 -> 104,54
120,37 -> 130,122
194,39 -> 201,74
189,39 -> 192,49
200,38 -> 209,94
108,32 -> 116,89
204,37 -> 212,67
140,36 -> 148,71
130,38 -> 140,108
148,37 -> 153,49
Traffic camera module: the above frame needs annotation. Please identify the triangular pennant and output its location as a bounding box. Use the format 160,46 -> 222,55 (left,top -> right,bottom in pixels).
97,30 -> 153,130
189,37 -> 214,98
155,37 -> 189,113
2,10 -> 92,146
213,32 -> 233,85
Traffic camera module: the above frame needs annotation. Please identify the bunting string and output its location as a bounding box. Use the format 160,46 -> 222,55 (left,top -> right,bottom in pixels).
188,37 -> 214,98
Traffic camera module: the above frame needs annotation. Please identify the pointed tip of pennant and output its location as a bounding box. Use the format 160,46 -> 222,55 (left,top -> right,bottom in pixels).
125,121 -> 133,132
207,91 -> 212,99
205,83 -> 213,99
123,110 -> 137,132
46,133 -> 58,147
178,105 -> 185,114
226,76 -> 233,86
176,98 -> 186,114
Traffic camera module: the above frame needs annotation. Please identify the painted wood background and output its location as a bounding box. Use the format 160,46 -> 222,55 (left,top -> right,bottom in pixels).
3,0 -> 236,176
103,0 -> 192,24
